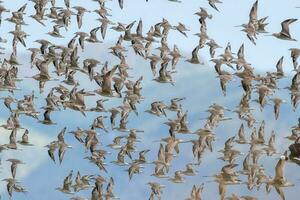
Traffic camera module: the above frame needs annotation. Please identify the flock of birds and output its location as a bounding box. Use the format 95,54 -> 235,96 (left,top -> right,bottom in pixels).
0,0 -> 299,199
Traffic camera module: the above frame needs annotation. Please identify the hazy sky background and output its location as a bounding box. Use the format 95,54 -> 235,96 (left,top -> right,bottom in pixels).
0,0 -> 300,200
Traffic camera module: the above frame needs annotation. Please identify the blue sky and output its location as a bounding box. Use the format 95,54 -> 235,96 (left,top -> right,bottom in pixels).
0,0 -> 300,200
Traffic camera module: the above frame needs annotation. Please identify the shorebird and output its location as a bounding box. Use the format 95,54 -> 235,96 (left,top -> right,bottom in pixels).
169,45 -> 183,69
263,131 -> 277,156
0,95 -> 17,111
153,63 -> 175,85
6,158 -> 24,178
195,7 -> 212,24
98,18 -> 115,40
86,27 -> 101,43
27,47 -> 40,67
166,97 -> 185,111
289,48 -> 300,69
147,54 -> 161,76
3,178 -> 27,198
237,0 -> 268,44
288,138 -> 300,165
186,184 -> 203,200
17,129 -> 33,146
235,124 -> 247,144
39,109 -> 56,125
169,170 -> 185,183
69,127 -> 85,143
73,6 -> 90,29
145,101 -> 167,116
266,155 -> 294,200
75,32 -> 89,50
127,161 -> 143,180
208,0 -> 222,12
72,171 -> 92,192
182,163 -> 198,176
233,44 -> 248,69
206,39 -> 221,58
270,18 -> 298,41
271,98 -> 286,120
272,56 -> 285,79
147,182 -> 165,200
47,25 -> 64,38
135,149 -> 151,163
175,22 -> 189,37
45,141 -> 59,163
186,45 -> 203,64
94,65 -> 118,96
0,3 -> 10,25
56,170 -> 74,194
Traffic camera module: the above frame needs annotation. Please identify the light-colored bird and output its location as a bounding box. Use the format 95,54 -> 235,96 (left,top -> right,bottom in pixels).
208,0 -> 222,12
271,98 -> 286,120
270,18 -> 298,41
186,45 -> 203,64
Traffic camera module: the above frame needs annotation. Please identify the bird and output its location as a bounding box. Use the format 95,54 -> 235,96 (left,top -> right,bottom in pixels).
147,54 -> 161,76
73,6 -> 90,29
271,98 -> 286,120
6,158 -> 24,178
147,182 -> 165,200
86,27 -> 102,43
266,155 -> 294,200
270,18 -> 298,41
47,25 -> 64,38
186,45 -> 203,64
195,7 -> 212,24
39,109 -> 56,125
208,0 -> 222,12
289,48 -> 300,69
288,137 -> 300,165
175,22 -> 190,37
186,184 -> 204,200
56,170 -> 74,194
17,129 -> 33,146
0,95 -> 17,111
206,39 -> 221,58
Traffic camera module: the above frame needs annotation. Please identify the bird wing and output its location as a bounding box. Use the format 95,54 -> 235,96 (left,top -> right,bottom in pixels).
118,0 -> 124,9
136,19 -> 143,36
275,186 -> 286,200
158,144 -> 165,162
238,124 -> 245,139
281,19 -> 297,38
44,110 -> 51,121
249,0 -> 258,23
274,158 -> 285,181
191,45 -> 200,60
237,44 -> 245,59
276,56 -> 284,73
58,144 -> 67,164
126,20 -> 136,30
48,148 -> 56,163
